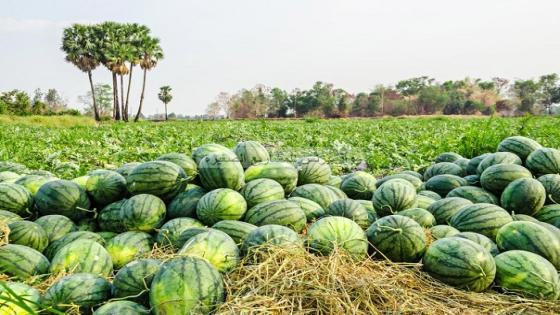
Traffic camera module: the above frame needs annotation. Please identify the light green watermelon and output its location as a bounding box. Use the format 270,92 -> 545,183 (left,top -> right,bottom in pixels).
106,231 -> 154,268
49,239 -> 113,276
233,141 -> 270,169
196,188 -> 247,226
245,161 -> 298,194
178,229 -> 240,273
306,216 -> 368,260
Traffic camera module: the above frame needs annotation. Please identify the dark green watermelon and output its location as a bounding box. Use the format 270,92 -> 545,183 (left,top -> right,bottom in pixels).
480,164 -> 533,193
429,225 -> 460,240
85,169 -> 127,206
245,161 -> 298,194
44,231 -> 105,260
241,178 -> 285,208
112,258 -> 162,303
476,152 -> 522,176
538,174 -> 560,205
50,239 -> 113,276
377,173 -> 423,191
417,190 -> 442,201
534,204 -> 560,228
435,152 -> 463,163
0,183 -> 33,216
424,162 -> 465,181
452,232 -> 499,256
156,153 -> 198,180
7,220 -> 49,252
497,136 -> 542,161
115,162 -> 141,177
306,216 -> 368,260
93,300 -> 150,315
198,153 -> 245,191
372,179 -> 417,217
366,215 -> 426,262
97,199 -> 126,233
243,199 -> 306,233
295,156 -> 332,185
212,220 -> 257,244
425,174 -> 467,197
43,273 -> 111,312
287,196 -> 325,222
340,171 -> 377,200
192,143 -> 236,165
126,161 -> 188,201
0,244 -> 49,280
290,184 -> 345,209
500,178 -> 546,215
35,179 -> 91,221
34,214 -> 77,242
466,153 -> 492,175
166,185 -> 206,219
325,199 -> 371,229
446,186 -> 499,205
121,194 -> 166,232
241,224 -> 302,255
525,148 -> 560,176
155,217 -> 204,248
396,208 -> 436,227
449,203 -> 512,240
427,197 -> 472,225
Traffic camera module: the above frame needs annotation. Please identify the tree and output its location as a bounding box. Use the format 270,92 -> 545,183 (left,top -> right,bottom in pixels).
395,76 -> 433,114
135,36 -> 163,122
492,77 -> 509,96
158,86 -> 172,120
45,89 -> 67,113
206,101 -> 222,118
269,87 -> 289,117
538,73 -> 559,114
79,84 -> 113,117
512,79 -> 540,113
0,90 -> 31,115
417,86 -> 448,114
31,89 -> 47,115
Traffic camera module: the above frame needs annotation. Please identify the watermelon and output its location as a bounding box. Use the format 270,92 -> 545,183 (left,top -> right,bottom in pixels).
453,158 -> 470,173
497,136 -> 542,161
93,301 -> 150,315
245,161 -> 298,194
241,224 -> 302,255
372,179 -> 417,217
115,162 -> 141,177
7,221 -> 48,252
0,161 -> 27,174
240,178 -> 285,208
526,148 -> 560,176
425,174 -> 467,197
427,197 -> 472,225
29,170 -> 55,177
0,171 -> 20,183
34,214 -> 77,242
150,256 -> 225,315
446,186 -> 499,204
463,175 -> 480,186
324,185 -> 348,199
192,143 -> 236,165
14,175 -> 57,196
0,183 -> 33,217
43,273 -> 111,312
212,220 -> 257,244
71,175 -> 90,189
156,153 -> 198,180
0,281 -> 41,314
45,231 -> 105,260
166,185 -> 206,219
476,152 -> 522,176
244,199 -> 306,232
401,170 -> 423,180
178,229 -> 240,273
0,244 -> 49,280
340,171 -> 377,200
96,231 -> 117,242
85,169 -> 127,206
449,203 -> 512,240
196,188 -> 247,225
112,258 -> 162,303
77,217 -> 98,232
356,199 -> 378,223
366,215 -> 426,262
496,221 -> 560,270
50,239 -> 113,276
325,199 -> 371,229
466,153 -> 492,175
429,225 -> 459,240
121,194 -> 166,232
234,141 -> 270,169
175,227 -> 211,248
295,156 -> 332,185
424,162 -> 465,181
423,237 -> 496,292
452,232 -> 499,256
377,173 -> 423,191
287,196 -> 325,222
494,250 -> 560,300
435,152 -> 463,163
396,208 -> 436,227
126,161 -> 187,201
479,164 -> 533,193
538,174 -> 560,204
106,231 -> 154,269
34,179 -> 91,221
306,216 -> 368,259
534,204 -> 560,228
326,175 -> 343,188
0,210 -> 22,224
198,153 -> 245,191
155,217 -> 204,248
97,199 -> 126,233
418,190 -> 442,201
500,178 -> 546,215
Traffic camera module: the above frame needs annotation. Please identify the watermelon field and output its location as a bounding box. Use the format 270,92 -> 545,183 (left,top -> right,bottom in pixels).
1,115 -> 560,314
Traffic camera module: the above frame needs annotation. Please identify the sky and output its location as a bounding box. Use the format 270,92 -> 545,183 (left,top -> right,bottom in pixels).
1,0 -> 559,116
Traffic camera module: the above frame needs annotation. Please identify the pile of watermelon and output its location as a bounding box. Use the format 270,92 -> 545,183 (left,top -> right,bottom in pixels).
0,136 -> 559,313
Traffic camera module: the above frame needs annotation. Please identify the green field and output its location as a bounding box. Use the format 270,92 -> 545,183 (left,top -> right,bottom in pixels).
2,115 -> 559,177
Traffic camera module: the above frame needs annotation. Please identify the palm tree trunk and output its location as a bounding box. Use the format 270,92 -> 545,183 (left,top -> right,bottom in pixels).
120,74 -> 126,121
113,72 -> 121,121
112,73 -> 116,119
165,102 -> 168,120
125,64 -> 134,121
135,68 -> 147,122
87,71 -> 100,121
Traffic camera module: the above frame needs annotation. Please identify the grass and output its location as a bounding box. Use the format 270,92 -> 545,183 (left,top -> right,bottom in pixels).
0,115 -> 97,128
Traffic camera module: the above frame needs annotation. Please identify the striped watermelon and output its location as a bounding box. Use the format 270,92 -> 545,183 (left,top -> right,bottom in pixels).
166,185 -> 206,219
425,174 -> 467,197
240,178 -> 285,208
326,175 -> 343,188
0,244 -> 49,280
106,231 -> 154,269
156,153 -> 198,180
526,148 -> 560,176
476,152 -> 522,176
192,143 -> 236,165
427,197 -> 472,225
287,196 -> 325,222
85,169 -> 127,206
295,156 -> 332,185
372,179 -> 417,217
446,186 -> 499,205
0,183 -> 33,216
422,237 -> 496,292
14,175 -> 57,196
150,256 -> 225,315
534,204 -> 560,228
34,179 -> 91,221
453,158 -> 470,173
494,250 -> 560,300
97,199 -> 126,233
71,175 -> 90,189
396,208 -> 436,227
424,162 -> 465,181
44,231 -> 105,260
324,185 -> 348,199
234,141 -> 270,169
417,190 -> 442,201
366,215 -> 426,262
121,194 -> 166,232
77,217 -> 98,232
538,174 -> 560,204
500,178 -> 546,215
480,164 -> 533,193
241,224 -> 302,255
244,161 -> 298,194
178,229 -> 240,273
212,220 -> 257,244
43,273 -> 111,312
34,214 -> 77,242
449,203 -> 512,240
0,281 -> 41,314
401,170 -> 423,180
112,258 -> 162,303
50,239 -> 113,276
0,210 -> 22,224
429,225 -> 459,240
0,171 -> 20,183
435,152 -> 462,163
115,162 -> 141,177
7,221 -> 49,252
196,188 -> 247,225
306,216 -> 368,260
175,227 -> 211,248
340,171 -> 377,200
93,301 -> 150,315
466,153 -> 492,175
198,153 -> 245,191
463,174 -> 480,186
415,195 -> 437,210
497,136 -> 542,161
356,199 -> 378,223
377,173 -> 423,191
126,161 -> 187,201
496,221 -> 560,270
452,232 -> 499,256
97,231 -> 117,242
155,217 -> 204,248
325,199 -> 371,229
244,199 -> 306,232
0,161 -> 27,174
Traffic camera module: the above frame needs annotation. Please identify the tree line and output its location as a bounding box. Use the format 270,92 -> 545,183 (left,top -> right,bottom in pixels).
0,88 -> 80,116
206,75 -> 560,118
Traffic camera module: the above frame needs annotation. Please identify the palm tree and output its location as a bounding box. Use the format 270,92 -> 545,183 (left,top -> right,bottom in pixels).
123,24 -> 149,121
135,36 -> 163,122
158,86 -> 173,120
61,24 -> 101,121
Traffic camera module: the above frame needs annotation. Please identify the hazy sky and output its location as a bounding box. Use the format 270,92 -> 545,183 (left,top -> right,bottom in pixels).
1,0 -> 559,115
